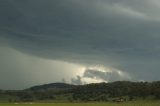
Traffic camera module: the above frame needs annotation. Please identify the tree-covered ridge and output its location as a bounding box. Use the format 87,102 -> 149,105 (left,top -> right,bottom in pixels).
26,83 -> 75,91
71,81 -> 160,101
0,81 -> 160,102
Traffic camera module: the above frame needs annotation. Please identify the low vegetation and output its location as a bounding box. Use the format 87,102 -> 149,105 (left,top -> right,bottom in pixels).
1,102 -> 160,106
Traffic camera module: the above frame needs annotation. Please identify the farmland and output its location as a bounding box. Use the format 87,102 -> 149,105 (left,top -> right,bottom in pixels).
0,101 -> 160,106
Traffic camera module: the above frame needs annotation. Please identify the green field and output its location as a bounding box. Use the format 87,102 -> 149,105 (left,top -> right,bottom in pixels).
1,101 -> 160,106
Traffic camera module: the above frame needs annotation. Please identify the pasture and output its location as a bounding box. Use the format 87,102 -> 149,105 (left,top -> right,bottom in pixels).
0,101 -> 160,106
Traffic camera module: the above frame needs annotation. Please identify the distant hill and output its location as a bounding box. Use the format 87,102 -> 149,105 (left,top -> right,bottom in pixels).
1,81 -> 160,102
26,83 -> 76,91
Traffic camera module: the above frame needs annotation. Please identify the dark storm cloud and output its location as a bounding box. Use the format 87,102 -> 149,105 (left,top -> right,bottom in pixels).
1,0 -> 160,87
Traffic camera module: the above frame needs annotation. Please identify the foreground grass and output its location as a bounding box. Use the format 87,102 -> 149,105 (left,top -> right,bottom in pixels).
0,101 -> 160,106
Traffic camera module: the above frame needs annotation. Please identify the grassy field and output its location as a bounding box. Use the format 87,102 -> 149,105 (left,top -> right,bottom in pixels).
0,101 -> 160,106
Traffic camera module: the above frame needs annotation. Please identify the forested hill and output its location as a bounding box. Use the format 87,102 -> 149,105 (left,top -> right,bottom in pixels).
26,83 -> 76,91
0,81 -> 160,102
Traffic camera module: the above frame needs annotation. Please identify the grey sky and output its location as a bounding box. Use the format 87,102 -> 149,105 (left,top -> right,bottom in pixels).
1,0 -> 160,89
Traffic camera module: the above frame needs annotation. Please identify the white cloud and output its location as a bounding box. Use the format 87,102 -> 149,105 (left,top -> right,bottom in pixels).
71,66 -> 132,85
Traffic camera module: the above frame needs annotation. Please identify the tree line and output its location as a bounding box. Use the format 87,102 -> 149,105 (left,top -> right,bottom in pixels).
0,81 -> 160,102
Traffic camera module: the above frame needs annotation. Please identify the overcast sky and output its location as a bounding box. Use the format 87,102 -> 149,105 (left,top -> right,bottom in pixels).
1,0 -> 160,90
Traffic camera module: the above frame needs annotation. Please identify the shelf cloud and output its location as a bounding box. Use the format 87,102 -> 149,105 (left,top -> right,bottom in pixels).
1,0 -> 160,89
